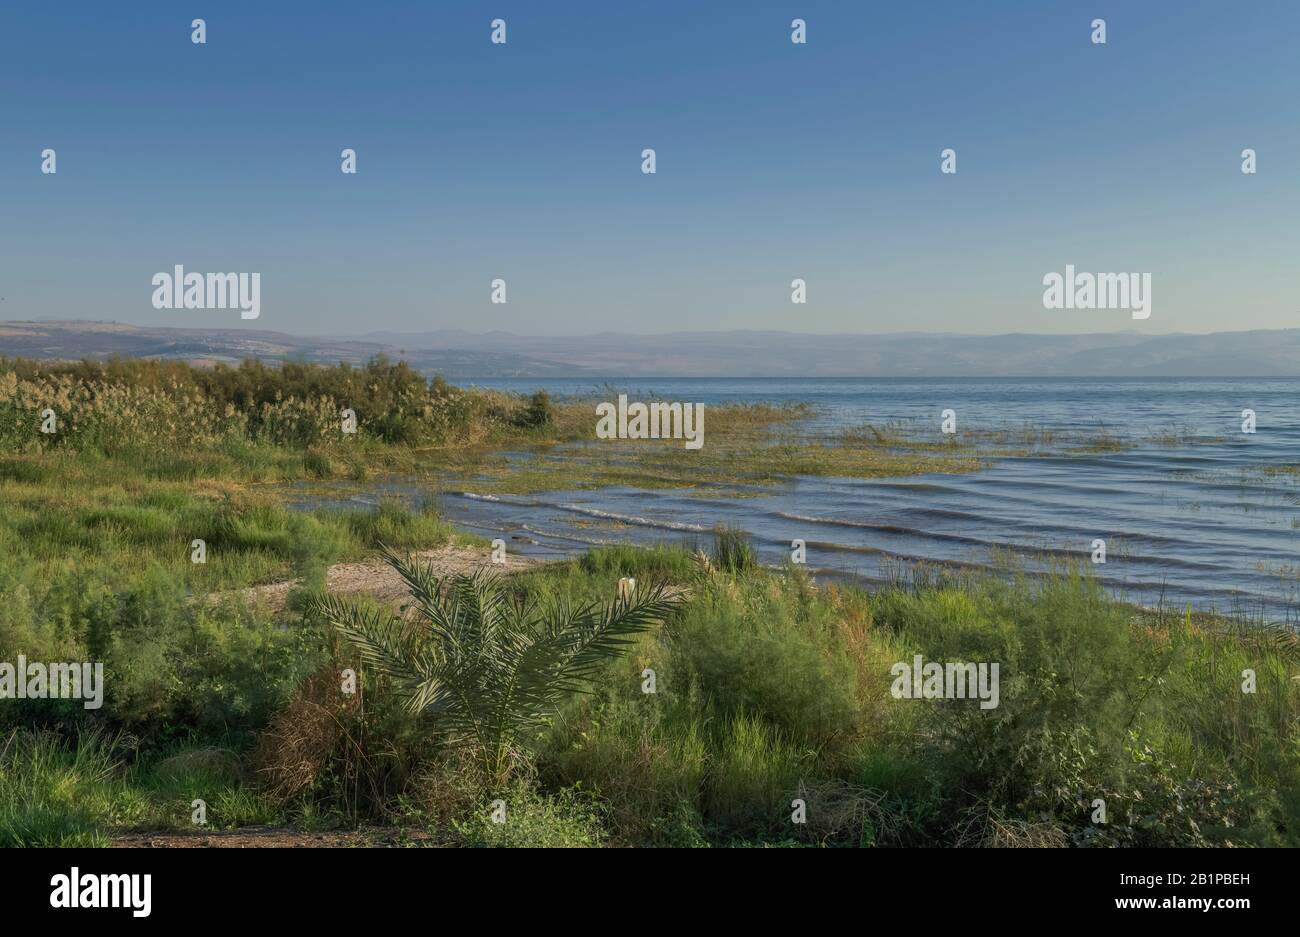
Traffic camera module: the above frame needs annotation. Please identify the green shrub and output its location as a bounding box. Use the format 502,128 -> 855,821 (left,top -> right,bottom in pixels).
517,390 -> 555,428
316,550 -> 684,785
451,784 -> 607,847
668,574 -> 861,749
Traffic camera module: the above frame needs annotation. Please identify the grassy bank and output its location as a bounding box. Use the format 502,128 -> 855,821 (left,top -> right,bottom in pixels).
2,534 -> 1297,847
0,355 -> 978,639
1,357 -> 1297,847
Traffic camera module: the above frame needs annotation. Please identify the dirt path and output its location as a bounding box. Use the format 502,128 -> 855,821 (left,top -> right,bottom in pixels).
230,543 -> 548,612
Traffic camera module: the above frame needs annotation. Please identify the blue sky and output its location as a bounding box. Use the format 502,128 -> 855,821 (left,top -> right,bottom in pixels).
1,0 -> 1297,336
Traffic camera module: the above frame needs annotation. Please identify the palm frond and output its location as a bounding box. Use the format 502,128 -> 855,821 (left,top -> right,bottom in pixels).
560,583 -> 680,681
315,554 -> 685,783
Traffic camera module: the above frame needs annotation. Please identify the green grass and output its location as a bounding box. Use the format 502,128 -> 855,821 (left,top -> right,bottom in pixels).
2,549 -> 1296,847
711,525 -> 758,574
2,358 -> 1297,848
574,542 -> 701,581
450,784 -> 608,848
0,730 -> 125,847
0,731 -> 289,845
0,454 -> 464,603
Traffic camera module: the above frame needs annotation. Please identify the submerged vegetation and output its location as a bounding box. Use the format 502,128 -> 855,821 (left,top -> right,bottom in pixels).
1,356 -> 1297,847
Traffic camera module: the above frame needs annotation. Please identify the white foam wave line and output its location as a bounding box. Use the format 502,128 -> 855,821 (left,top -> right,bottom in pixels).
554,503 -> 709,533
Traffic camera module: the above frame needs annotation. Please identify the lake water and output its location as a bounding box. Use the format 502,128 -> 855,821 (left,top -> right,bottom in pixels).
312,378 -> 1300,624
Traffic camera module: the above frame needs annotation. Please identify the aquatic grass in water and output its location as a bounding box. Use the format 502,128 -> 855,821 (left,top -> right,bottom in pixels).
711,525 -> 757,574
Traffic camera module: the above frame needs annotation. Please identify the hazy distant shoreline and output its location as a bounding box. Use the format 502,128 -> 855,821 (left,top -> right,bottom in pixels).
7,319 -> 1300,379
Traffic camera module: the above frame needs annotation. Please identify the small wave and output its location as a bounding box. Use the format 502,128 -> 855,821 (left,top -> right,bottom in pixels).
518,524 -> 614,548
872,481 -> 956,493
554,503 -> 711,533
455,491 -> 555,509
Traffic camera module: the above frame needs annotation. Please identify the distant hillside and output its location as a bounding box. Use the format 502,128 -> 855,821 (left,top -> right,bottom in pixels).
6,320 -> 1300,377
0,321 -> 591,378
355,327 -> 1300,377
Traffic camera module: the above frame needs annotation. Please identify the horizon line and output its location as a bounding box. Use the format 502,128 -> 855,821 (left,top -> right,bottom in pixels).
10,319 -> 1300,340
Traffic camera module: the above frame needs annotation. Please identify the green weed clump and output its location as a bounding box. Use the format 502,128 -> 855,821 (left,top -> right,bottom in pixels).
2,548 -> 1297,848
534,551 -> 1300,847
0,563 -> 320,743
711,525 -> 758,574
0,729 -> 125,847
451,784 -> 607,848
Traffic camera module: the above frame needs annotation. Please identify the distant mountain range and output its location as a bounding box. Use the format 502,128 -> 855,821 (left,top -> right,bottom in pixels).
0,321 -> 591,378
5,320 -> 1300,378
